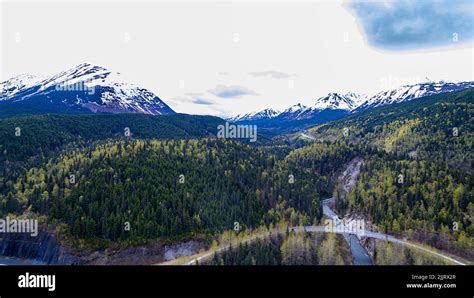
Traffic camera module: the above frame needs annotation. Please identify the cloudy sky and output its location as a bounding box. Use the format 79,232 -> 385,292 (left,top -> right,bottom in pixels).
1,0 -> 473,117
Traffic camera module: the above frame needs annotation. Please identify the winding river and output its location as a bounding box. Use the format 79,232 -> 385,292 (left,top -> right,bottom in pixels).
322,198 -> 372,265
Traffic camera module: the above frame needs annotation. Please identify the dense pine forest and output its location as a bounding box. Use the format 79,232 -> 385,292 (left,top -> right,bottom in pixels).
0,113 -> 226,203
1,138 -> 355,245
0,113 -> 226,166
0,88 -> 472,262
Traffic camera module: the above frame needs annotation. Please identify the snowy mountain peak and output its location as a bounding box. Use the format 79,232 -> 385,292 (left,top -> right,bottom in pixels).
274,103 -> 311,120
229,93 -> 367,123
285,103 -> 308,113
312,92 -> 364,111
0,73 -> 41,99
39,63 -> 114,91
356,80 -> 474,111
229,108 -> 281,122
227,80 -> 473,125
0,63 -> 175,116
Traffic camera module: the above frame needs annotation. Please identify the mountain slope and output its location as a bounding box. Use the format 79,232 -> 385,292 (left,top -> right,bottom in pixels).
0,63 -> 175,117
0,74 -> 41,98
305,88 -> 474,259
312,92 -> 364,111
229,81 -> 473,136
276,103 -> 309,120
308,88 -> 474,167
310,88 -> 473,142
0,113 -> 224,167
355,81 -> 474,111
232,92 -> 364,123
228,108 -> 280,122
229,93 -> 364,135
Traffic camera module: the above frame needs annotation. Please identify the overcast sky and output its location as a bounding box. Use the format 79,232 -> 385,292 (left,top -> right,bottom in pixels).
1,0 -> 473,117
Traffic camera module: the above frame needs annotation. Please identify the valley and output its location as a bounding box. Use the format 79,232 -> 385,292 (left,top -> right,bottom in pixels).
0,70 -> 472,265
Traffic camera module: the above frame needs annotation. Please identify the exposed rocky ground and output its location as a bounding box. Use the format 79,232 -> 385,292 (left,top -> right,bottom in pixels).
0,229 -> 206,265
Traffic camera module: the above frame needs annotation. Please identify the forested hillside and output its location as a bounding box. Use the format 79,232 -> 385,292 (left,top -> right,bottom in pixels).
0,113 -> 225,205
308,88 -> 474,258
308,88 -> 473,170
0,113 -> 225,165
1,138 -> 354,246
4,139 -> 270,242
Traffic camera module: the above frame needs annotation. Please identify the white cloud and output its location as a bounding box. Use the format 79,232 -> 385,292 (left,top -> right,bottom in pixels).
249,71 -> 291,79
207,84 -> 258,98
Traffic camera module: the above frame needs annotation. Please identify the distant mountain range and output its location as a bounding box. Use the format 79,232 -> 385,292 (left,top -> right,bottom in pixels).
1,65 -> 473,136
0,63 -> 174,117
228,81 -> 474,133
229,108 -> 281,122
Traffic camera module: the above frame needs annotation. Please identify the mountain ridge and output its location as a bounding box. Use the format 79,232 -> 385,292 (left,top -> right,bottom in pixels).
228,81 -> 474,134
354,80 -> 474,112
0,63 -> 175,117
230,81 -> 474,122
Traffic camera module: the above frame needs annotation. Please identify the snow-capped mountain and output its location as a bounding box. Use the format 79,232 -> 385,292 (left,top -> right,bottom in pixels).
229,80 -> 474,125
0,74 -> 41,99
229,92 -> 365,122
229,108 -> 280,122
226,80 -> 473,134
228,99 -> 350,134
313,92 -> 364,111
230,92 -> 364,123
0,63 -> 174,116
277,103 -> 309,120
356,81 -> 474,111
279,93 -> 364,121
